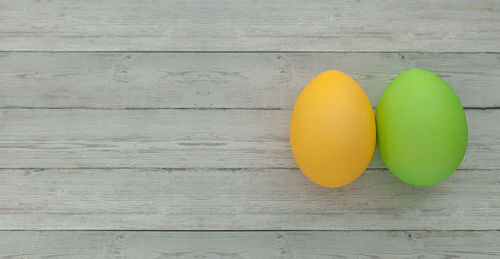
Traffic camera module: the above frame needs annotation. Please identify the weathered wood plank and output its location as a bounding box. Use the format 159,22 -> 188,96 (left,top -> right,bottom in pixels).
0,168 -> 498,230
0,109 -> 497,169
1,52 -> 499,109
0,231 -> 498,258
1,0 -> 499,52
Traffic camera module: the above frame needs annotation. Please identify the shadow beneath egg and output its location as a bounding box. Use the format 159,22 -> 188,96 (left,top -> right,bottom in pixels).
285,165 -> 450,224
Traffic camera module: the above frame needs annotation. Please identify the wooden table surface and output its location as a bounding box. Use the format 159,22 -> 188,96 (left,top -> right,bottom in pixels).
0,0 -> 499,258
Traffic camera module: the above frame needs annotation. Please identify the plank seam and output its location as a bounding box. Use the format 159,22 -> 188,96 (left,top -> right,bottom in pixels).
0,107 -> 498,110
1,51 -> 500,54
0,107 -> 286,111
0,167 -> 495,171
0,229 -> 498,232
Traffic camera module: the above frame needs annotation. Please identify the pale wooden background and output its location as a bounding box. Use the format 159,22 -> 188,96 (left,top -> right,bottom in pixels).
0,0 -> 499,258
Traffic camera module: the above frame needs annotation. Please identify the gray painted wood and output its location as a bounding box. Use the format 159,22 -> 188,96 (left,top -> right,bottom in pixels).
0,231 -> 498,258
0,109 -> 496,169
0,168 -> 498,230
1,0 -> 499,52
0,0 -> 498,254
1,52 -> 499,109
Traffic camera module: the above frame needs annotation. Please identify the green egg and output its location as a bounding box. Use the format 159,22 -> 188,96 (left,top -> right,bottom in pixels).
376,69 -> 468,186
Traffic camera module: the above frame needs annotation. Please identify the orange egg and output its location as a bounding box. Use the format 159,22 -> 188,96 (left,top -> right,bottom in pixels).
290,70 -> 376,187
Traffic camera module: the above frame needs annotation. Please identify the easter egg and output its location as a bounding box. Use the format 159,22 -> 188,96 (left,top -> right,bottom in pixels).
376,69 -> 468,186
290,70 -> 376,188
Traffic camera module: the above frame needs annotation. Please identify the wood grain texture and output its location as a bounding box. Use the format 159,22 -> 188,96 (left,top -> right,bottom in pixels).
0,231 -> 498,258
0,168 -> 498,230
1,0 -> 499,52
0,109 -> 497,169
1,52 -> 500,109
0,0 -> 498,252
